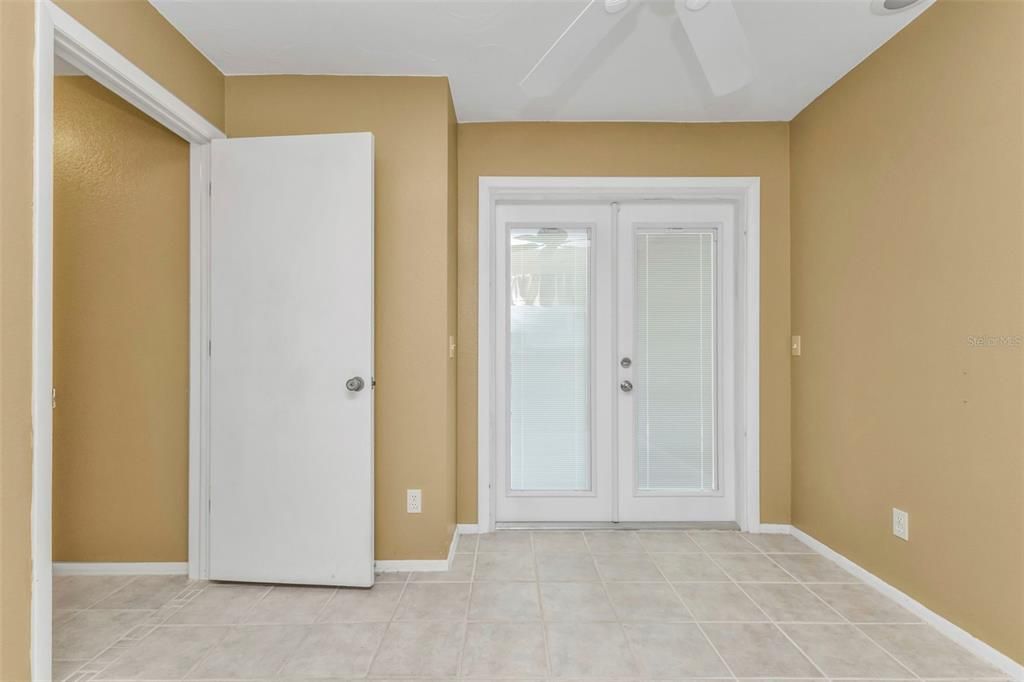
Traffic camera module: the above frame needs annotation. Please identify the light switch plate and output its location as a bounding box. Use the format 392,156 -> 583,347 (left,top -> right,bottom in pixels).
892,508 -> 909,541
791,335 -> 802,356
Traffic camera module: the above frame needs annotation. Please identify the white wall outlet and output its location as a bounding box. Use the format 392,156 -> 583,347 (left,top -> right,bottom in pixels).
892,508 -> 909,541
407,489 -> 422,514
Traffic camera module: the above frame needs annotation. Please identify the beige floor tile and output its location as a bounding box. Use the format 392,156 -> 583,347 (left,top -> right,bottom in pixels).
475,551 -> 536,581
769,553 -> 858,583
701,622 -> 822,678
743,533 -> 814,553
98,625 -> 227,680
742,582 -> 844,623
186,624 -> 307,679
545,622 -> 642,677
623,622 -> 731,678
51,659 -> 86,682
166,584 -> 271,625
456,533 -> 479,554
393,582 -> 470,621
53,609 -> 79,628
809,583 -> 919,623
54,609 -> 152,660
411,554 -> 475,582
783,623 -> 914,678
241,585 -> 335,624
583,531 -> 643,554
635,531 -> 701,553
712,553 -> 795,582
532,531 -> 588,553
592,554 -> 663,581
535,553 -> 599,582
54,575 -> 135,610
460,622 -> 548,677
469,582 -> 541,621
654,553 -> 730,582
94,576 -> 191,610
477,531 -> 533,553
604,582 -> 692,622
539,582 -> 617,622
279,622 -> 386,678
689,531 -> 759,553
317,582 -> 402,622
369,621 -> 465,677
859,623 -> 1005,678
674,582 -> 764,622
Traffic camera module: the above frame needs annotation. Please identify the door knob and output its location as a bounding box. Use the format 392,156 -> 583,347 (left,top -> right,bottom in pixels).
620,380 -> 633,393
346,376 -> 365,392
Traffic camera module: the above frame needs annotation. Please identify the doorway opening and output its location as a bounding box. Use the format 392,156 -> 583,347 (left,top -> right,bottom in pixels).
477,177 -> 760,532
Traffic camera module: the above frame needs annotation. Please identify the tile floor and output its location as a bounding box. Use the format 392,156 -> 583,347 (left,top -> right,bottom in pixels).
53,530 -> 1009,681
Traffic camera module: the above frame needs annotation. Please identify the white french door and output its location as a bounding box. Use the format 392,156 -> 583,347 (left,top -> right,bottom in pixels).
495,200 -> 736,524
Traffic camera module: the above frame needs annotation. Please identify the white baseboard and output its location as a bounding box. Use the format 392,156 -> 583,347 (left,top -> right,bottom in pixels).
767,524 -> 1023,680
756,523 -> 791,534
375,524 -> 463,574
53,562 -> 188,576
456,523 -> 481,535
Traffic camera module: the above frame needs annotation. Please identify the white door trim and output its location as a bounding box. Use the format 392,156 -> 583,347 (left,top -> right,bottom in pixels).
32,3 -> 224,678
477,176 -> 760,534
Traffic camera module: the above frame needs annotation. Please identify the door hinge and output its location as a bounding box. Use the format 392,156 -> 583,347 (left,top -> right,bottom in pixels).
208,340 -> 212,356
51,387 -> 57,409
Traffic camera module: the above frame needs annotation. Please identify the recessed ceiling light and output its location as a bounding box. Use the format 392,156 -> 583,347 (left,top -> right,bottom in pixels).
683,0 -> 712,11
871,0 -> 925,14
604,0 -> 631,14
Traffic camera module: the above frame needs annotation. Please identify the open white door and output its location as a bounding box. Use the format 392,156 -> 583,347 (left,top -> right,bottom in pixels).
209,133 -> 374,587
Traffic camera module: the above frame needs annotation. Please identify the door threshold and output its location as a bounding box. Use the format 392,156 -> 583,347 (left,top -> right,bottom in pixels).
495,521 -> 740,531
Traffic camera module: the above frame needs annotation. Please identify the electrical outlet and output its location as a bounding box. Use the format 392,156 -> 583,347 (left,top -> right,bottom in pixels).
407,489 -> 422,514
892,508 -> 909,541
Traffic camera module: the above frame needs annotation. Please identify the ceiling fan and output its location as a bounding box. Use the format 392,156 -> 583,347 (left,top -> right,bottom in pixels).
519,0 -> 754,98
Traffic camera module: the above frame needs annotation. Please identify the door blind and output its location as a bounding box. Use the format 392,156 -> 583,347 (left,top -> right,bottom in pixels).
635,230 -> 716,492
508,226 -> 591,491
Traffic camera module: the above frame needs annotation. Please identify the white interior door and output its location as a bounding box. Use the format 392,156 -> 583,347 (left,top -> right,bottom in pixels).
209,133 -> 374,586
616,202 -> 735,522
493,200 -> 736,524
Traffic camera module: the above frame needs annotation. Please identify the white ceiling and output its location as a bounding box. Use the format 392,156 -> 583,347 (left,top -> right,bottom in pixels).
150,0 -> 932,122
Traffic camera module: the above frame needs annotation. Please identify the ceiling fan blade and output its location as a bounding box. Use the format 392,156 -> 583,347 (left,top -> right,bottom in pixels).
674,0 -> 754,96
520,0 -> 635,97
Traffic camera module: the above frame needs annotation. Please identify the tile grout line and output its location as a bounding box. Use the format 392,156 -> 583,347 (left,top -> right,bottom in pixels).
359,562 -> 415,678
530,531 -> 555,680
451,533 -> 478,678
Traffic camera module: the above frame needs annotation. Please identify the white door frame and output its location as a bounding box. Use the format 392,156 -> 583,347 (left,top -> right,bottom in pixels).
32,3 -> 224,678
477,176 -> 760,533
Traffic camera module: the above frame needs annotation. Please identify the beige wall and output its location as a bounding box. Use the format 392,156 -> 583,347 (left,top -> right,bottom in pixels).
54,0 -> 225,130
224,76 -> 459,560
455,122 -> 792,524
790,0 -> 1023,665
0,1 -> 36,677
53,76 -> 190,562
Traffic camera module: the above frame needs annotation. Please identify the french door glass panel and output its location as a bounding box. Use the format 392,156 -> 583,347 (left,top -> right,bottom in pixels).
635,230 -> 717,492
509,226 -> 591,491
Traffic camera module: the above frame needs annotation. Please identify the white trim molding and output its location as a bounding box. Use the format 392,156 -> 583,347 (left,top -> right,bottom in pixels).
52,563 -> 189,576
33,3 -> 225,679
768,525 -> 1024,680
477,176 -> 760,534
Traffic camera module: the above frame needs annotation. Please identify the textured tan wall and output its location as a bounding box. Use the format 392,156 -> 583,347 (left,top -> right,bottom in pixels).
455,122 -> 792,524
53,77 -> 189,562
224,76 -> 458,560
790,0 -> 1023,664
0,2 -> 36,678
54,0 -> 225,129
